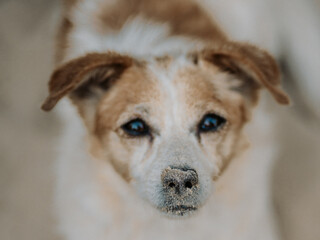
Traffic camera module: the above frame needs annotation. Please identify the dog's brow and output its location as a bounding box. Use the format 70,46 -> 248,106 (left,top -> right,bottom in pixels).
134,105 -> 150,116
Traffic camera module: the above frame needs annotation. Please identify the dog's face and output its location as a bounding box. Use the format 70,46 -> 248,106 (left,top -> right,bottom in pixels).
42,43 -> 289,217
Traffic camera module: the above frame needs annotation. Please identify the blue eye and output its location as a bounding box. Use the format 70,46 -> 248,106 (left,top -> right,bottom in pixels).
199,114 -> 226,132
122,119 -> 149,136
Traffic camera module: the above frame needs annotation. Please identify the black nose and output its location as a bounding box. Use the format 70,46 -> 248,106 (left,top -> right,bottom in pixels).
161,167 -> 198,195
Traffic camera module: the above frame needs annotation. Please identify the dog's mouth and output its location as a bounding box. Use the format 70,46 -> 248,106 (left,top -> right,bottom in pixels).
160,205 -> 198,217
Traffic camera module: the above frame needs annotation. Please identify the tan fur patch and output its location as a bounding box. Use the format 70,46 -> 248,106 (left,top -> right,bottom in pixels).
93,66 -> 160,180
94,66 -> 159,137
174,66 -> 249,176
97,0 -> 227,42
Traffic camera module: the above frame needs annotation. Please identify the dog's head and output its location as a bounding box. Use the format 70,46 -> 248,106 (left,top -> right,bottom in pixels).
42,42 -> 289,217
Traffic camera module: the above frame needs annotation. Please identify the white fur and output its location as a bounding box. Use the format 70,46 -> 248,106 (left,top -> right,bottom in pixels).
66,2 -> 204,61
53,1 -> 295,239
55,96 -> 280,240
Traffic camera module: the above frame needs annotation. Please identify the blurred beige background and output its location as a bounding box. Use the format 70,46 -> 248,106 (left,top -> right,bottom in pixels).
0,0 -> 319,240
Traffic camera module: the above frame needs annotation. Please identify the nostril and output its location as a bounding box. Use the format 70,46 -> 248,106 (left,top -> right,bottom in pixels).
162,167 -> 198,194
185,181 -> 193,189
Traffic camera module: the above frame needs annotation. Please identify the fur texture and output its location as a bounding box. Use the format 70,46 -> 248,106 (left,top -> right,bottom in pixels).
42,0 -> 292,239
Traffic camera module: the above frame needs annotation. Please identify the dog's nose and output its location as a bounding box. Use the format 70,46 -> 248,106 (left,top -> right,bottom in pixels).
161,167 -> 198,195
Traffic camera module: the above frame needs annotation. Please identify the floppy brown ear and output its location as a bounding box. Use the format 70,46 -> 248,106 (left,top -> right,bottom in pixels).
201,42 -> 290,105
41,52 -> 133,111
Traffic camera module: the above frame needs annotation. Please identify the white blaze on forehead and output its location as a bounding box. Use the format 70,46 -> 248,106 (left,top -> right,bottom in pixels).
148,56 -> 192,135
130,56 -> 205,190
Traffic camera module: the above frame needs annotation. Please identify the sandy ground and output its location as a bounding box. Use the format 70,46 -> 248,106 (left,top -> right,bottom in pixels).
0,1 -> 319,240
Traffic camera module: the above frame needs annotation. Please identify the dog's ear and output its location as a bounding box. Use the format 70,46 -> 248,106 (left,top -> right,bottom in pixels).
201,42 -> 290,105
41,52 -> 133,111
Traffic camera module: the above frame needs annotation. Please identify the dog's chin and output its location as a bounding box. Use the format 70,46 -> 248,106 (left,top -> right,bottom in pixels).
158,205 -> 198,218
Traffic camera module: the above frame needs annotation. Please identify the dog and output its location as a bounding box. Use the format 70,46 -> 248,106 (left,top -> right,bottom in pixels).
41,0 -> 291,239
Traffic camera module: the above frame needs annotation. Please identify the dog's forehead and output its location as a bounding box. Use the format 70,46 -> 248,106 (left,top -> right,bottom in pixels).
146,56 -> 228,113
144,56 -> 235,124
97,55 -> 242,134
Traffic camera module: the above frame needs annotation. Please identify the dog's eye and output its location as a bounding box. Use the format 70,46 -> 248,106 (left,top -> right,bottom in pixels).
198,114 -> 226,133
122,119 -> 149,136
